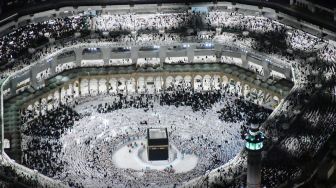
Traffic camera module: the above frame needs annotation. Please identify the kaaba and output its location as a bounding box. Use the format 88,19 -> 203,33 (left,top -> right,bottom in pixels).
147,128 -> 169,161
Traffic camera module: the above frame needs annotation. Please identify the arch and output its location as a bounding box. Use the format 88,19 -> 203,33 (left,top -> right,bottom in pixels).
273,96 -> 280,102
175,76 -> 183,84
99,79 -> 107,94
203,75 -> 212,91
137,77 -> 146,93
222,75 -> 228,86
60,86 -> 67,103
236,81 -> 242,94
127,77 -> 136,94
166,76 -> 174,89
175,76 -> 184,90
145,77 -> 155,94
118,77 -> 127,94
154,76 -> 162,92
80,79 -> 89,96
194,75 -> 203,91
66,83 -> 73,96
109,78 -> 118,94
41,98 -> 48,114
213,75 -> 221,90
89,78 -> 99,96
184,75 -> 192,89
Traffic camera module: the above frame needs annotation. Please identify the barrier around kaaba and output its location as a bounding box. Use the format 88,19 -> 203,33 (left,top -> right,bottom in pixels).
147,128 -> 169,161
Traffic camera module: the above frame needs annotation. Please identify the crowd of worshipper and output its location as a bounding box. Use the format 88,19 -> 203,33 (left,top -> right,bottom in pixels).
20,105 -> 80,177
0,8 -> 336,80
18,82 -> 273,188
2,6 -> 336,188
191,83 -> 336,187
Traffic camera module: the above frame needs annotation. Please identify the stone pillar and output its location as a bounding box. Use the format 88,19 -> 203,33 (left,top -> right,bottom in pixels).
241,51 -> 249,69
49,58 -> 57,76
214,44 -> 222,63
131,47 -> 139,65
30,67 -> 38,89
75,48 -> 83,67
159,46 -> 167,67
162,76 -> 166,91
97,79 -> 100,94
187,45 -> 196,63
135,77 -> 138,94
58,88 -> 62,104
191,75 -> 195,91
39,98 -> 42,115
88,79 -> 91,95
125,78 -> 128,95
262,59 -> 270,81
102,48 -> 111,65
10,79 -> 17,96
78,78 -> 82,96
106,78 -> 110,94
70,83 -> 74,99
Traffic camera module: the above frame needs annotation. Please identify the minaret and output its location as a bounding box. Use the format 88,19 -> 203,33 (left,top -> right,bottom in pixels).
245,124 -> 264,188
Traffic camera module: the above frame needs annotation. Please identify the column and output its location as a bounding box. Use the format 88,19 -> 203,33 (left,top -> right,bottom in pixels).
262,59 -> 270,81
78,78 -> 82,96
125,78 -> 128,95
30,67 -> 38,89
187,44 -> 195,63
241,84 -> 245,98
212,76 -> 216,91
88,79 -> 91,95
214,44 -> 222,63
135,77 -> 138,94
97,78 -> 99,94
241,51 -> 249,69
49,58 -> 57,76
10,79 -> 17,96
102,48 -> 111,65
106,77 -> 110,94
50,95 -> 55,110
163,76 -> 167,91
159,46 -> 167,67
191,75 -> 195,91
116,78 -> 120,94
131,47 -> 139,65
75,48 -> 83,67
71,83 -> 75,97
58,88 -> 62,104
39,98 -> 42,115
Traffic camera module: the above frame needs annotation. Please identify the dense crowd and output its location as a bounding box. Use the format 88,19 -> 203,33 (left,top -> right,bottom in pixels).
1,6 -> 336,188
1,8 -> 336,81
19,81 -> 272,187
